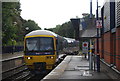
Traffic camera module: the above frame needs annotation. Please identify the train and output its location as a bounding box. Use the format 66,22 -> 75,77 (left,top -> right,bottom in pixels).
23,30 -> 79,73
64,37 -> 79,55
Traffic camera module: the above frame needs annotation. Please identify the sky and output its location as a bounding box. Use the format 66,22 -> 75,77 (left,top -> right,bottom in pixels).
20,0 -> 104,29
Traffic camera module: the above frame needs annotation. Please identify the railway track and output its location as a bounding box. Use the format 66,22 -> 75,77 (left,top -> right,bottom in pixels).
2,55 -> 35,81
2,64 -> 34,81
27,54 -> 67,81
1,54 -> 67,81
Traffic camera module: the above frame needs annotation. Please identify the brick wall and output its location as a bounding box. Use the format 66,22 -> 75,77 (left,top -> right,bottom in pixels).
111,33 -> 116,65
103,32 -> 112,64
116,27 -> 120,71
99,35 -> 104,59
99,38 -> 102,58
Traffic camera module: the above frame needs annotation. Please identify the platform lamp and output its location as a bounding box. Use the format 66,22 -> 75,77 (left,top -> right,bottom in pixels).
96,0 -> 101,72
25,27 -> 29,35
11,39 -> 15,54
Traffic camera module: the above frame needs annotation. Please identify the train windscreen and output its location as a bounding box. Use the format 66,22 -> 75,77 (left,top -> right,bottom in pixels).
25,37 -> 54,52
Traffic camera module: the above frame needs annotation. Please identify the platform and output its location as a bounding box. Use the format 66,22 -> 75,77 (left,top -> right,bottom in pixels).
42,55 -> 120,80
1,51 -> 24,74
2,51 -> 24,61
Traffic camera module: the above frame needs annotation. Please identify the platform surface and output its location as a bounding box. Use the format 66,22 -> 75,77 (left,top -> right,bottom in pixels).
43,55 -> 120,80
2,52 -> 24,61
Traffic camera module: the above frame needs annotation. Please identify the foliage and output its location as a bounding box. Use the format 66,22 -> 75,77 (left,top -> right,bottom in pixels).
23,20 -> 41,35
2,2 -> 21,46
45,14 -> 95,39
82,14 -> 95,29
45,21 -> 75,38
2,2 -> 41,46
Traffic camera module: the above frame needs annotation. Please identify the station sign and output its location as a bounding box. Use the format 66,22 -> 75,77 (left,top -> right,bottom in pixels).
96,20 -> 102,28
82,42 -> 88,54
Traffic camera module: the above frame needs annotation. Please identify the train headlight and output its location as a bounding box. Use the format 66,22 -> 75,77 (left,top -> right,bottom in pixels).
46,56 -> 54,59
50,56 -> 54,59
27,57 -> 32,60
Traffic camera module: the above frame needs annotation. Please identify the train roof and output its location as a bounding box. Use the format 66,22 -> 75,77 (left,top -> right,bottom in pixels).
64,37 -> 75,43
26,30 -> 58,37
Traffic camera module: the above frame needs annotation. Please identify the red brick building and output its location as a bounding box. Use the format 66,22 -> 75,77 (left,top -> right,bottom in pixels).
96,0 -> 120,71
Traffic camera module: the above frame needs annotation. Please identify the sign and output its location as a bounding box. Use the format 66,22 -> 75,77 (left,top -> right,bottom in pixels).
96,20 -> 102,28
82,42 -> 88,54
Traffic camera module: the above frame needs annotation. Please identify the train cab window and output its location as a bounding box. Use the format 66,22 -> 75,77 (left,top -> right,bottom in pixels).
26,38 -> 39,51
25,37 -> 54,52
40,38 -> 53,51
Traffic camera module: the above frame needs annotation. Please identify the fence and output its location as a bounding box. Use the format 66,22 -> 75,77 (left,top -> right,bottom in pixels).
2,46 -> 24,54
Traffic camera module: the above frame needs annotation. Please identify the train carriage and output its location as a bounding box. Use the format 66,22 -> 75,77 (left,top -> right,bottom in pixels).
64,37 -> 79,55
24,30 -> 66,73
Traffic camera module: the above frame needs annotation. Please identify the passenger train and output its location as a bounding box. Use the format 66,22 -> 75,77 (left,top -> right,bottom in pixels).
64,37 -> 79,55
24,30 -> 79,73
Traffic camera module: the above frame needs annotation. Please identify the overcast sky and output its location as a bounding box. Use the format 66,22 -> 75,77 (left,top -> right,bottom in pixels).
20,0 -> 104,29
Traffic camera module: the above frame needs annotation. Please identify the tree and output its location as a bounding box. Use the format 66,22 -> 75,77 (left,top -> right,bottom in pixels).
2,2 -> 22,46
46,21 -> 75,38
23,20 -> 41,35
2,2 -> 41,46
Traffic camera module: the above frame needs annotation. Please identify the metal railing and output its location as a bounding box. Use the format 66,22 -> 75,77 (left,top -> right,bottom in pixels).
2,46 -> 24,54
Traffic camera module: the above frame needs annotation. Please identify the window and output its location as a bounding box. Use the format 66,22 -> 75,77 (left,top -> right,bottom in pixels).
26,37 -> 54,52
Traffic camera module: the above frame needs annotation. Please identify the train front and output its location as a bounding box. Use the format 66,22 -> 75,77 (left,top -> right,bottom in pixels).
24,34 -> 57,72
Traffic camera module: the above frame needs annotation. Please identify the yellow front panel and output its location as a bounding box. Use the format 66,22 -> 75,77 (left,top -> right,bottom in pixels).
24,35 -> 57,70
24,55 -> 56,65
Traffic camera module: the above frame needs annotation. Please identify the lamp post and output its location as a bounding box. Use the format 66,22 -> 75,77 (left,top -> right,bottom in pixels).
11,39 -> 14,54
96,0 -> 100,72
96,0 -> 99,53
13,22 -> 17,26
90,0 -> 92,18
25,27 -> 29,30
11,22 -> 17,54
25,27 -> 29,35
89,0 -> 93,70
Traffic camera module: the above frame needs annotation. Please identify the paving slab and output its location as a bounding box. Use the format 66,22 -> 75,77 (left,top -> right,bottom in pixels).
59,55 -> 111,79
43,55 -> 120,80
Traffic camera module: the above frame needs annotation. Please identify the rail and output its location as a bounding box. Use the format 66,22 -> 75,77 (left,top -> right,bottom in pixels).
1,55 -> 32,80
2,53 -> 67,81
2,56 -> 23,62
2,65 -> 33,81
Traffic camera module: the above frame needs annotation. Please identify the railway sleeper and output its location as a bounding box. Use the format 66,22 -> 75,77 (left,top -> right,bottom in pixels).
2,64 -> 28,81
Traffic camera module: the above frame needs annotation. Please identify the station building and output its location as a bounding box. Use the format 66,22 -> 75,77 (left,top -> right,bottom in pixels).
95,0 -> 120,71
